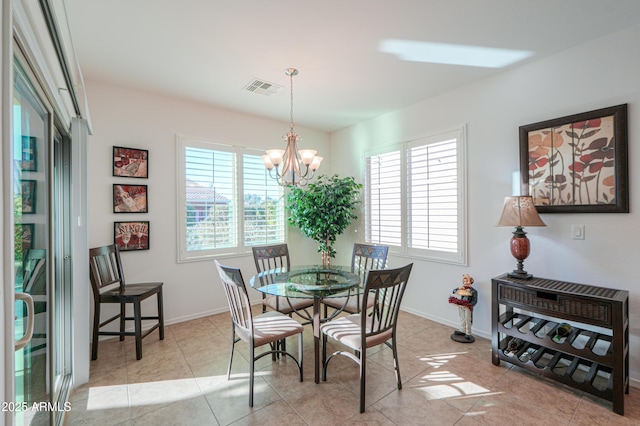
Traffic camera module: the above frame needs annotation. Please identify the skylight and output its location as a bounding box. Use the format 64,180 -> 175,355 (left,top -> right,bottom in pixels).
379,39 -> 533,68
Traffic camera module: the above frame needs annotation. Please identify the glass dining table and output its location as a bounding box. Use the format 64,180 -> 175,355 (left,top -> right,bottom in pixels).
249,265 -> 362,383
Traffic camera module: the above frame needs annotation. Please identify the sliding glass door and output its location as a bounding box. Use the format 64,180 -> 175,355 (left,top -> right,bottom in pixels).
13,48 -> 73,426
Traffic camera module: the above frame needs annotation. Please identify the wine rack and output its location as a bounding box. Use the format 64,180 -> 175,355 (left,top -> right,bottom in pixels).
491,274 -> 629,415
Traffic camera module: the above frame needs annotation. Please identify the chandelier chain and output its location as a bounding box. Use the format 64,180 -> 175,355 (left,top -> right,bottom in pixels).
289,71 -> 294,131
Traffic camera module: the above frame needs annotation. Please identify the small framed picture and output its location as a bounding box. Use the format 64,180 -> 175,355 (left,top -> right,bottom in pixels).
114,221 -> 149,251
113,184 -> 148,213
16,223 -> 34,250
21,180 -> 37,214
21,136 -> 37,171
113,146 -> 148,178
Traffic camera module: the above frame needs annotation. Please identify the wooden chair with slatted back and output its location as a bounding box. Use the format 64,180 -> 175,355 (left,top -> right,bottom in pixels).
88,244 -> 164,360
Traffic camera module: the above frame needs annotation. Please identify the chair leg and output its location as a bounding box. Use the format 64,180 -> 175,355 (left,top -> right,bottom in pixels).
359,349 -> 366,413
134,301 -> 143,360
249,340 -> 255,407
91,303 -> 100,360
119,303 -> 126,341
392,336 -> 402,390
157,288 -> 165,340
298,332 -> 304,382
321,333 -> 328,381
227,326 -> 235,380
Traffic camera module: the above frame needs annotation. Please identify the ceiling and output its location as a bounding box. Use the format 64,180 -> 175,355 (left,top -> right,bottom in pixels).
62,0 -> 640,133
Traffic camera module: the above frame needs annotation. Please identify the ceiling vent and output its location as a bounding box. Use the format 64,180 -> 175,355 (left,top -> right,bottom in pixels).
243,78 -> 282,96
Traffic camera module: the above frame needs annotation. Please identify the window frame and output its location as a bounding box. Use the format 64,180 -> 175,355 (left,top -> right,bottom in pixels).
363,126 -> 467,265
176,135 -> 286,263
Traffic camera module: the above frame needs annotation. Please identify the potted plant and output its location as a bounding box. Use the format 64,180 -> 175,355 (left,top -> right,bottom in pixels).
286,174 -> 362,266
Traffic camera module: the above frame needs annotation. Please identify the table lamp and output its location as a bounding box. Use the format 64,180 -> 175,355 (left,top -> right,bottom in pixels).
497,196 -> 546,279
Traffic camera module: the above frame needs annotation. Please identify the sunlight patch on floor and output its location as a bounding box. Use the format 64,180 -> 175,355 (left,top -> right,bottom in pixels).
85,373 -> 270,410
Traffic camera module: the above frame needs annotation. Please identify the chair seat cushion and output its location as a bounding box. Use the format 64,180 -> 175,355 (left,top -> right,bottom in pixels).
236,311 -> 303,347
320,314 -> 392,350
323,294 -> 374,314
264,295 -> 313,314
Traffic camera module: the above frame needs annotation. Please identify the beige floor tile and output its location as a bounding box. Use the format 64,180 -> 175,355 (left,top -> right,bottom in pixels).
68,310 -> 640,425
230,400 -> 306,425
131,395 -> 218,426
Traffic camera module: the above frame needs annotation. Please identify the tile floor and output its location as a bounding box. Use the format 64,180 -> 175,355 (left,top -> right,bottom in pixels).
65,309 -> 640,425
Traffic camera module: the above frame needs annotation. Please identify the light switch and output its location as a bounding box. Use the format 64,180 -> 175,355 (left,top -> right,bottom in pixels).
572,224 -> 585,240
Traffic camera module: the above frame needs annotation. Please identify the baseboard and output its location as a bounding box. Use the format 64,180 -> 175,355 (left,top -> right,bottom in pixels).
400,306 -> 491,340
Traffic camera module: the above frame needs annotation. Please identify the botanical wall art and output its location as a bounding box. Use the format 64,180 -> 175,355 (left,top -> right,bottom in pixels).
113,184 -> 148,213
21,180 -> 37,214
21,136 -> 37,171
519,104 -> 628,213
113,146 -> 148,178
114,221 -> 149,251
17,223 -> 34,250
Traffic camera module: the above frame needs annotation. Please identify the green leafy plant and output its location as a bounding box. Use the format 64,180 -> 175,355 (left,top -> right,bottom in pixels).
286,174 -> 362,263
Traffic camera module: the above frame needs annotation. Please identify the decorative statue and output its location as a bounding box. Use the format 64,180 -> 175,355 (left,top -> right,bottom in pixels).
448,274 -> 478,343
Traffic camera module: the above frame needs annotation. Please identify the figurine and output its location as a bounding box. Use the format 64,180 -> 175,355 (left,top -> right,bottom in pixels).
448,274 -> 478,343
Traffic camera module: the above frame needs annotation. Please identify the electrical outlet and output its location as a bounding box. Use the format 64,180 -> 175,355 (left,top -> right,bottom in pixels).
571,224 -> 585,240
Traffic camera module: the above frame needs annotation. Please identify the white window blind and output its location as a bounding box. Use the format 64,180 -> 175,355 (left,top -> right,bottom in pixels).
364,126 -> 467,265
184,145 -> 237,252
365,150 -> 402,246
243,153 -> 285,246
177,137 -> 285,262
408,138 -> 458,252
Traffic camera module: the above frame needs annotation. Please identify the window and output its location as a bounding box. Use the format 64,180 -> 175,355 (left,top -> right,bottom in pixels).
365,126 -> 467,265
177,136 -> 285,262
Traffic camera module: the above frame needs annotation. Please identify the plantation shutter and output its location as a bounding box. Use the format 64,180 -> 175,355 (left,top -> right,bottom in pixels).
242,153 -> 285,246
365,150 -> 402,246
407,138 -> 458,253
184,145 -> 237,251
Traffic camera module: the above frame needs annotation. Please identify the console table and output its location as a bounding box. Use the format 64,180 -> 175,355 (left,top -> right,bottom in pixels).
491,274 -> 629,415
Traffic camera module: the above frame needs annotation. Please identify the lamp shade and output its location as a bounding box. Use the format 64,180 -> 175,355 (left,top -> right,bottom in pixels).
497,196 -> 546,227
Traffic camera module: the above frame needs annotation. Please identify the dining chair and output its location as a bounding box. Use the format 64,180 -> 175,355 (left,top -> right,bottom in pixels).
215,260 -> 303,407
88,244 -> 164,360
321,263 -> 413,413
323,243 -> 389,315
252,244 -> 313,318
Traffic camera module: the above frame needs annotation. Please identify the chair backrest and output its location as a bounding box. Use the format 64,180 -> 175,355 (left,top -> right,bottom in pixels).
352,243 -> 389,278
252,244 -> 290,288
361,263 -> 413,338
88,244 -> 126,298
215,260 -> 253,337
252,244 -> 290,273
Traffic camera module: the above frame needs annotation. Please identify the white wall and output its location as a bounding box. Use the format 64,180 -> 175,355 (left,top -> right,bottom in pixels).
85,24 -> 640,383
331,24 -> 640,381
85,81 -> 331,324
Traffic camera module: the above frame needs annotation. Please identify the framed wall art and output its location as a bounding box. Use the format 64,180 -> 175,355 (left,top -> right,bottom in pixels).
16,223 -> 34,250
21,136 -> 37,171
113,146 -> 148,178
519,104 -> 628,213
113,184 -> 148,213
114,221 -> 149,251
21,180 -> 37,214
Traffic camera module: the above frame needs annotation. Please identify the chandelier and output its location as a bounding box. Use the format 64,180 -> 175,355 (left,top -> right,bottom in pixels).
261,68 -> 322,186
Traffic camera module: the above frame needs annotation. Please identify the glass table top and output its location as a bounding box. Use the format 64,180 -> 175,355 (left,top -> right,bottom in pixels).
249,265 -> 362,299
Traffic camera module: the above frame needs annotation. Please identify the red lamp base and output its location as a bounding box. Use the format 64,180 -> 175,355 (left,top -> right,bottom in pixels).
508,226 -> 533,279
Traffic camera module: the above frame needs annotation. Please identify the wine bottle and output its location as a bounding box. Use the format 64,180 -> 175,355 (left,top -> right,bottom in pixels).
553,323 -> 572,343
